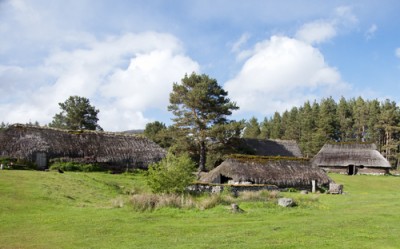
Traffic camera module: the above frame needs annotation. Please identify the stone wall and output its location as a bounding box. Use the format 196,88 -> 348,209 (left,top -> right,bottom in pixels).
321,166 -> 389,175
188,183 -> 279,195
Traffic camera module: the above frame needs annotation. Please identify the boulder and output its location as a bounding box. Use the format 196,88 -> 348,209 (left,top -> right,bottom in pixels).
278,198 -> 295,207
329,183 -> 343,194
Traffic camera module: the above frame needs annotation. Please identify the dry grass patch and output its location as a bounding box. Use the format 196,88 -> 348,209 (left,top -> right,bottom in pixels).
130,194 -> 196,211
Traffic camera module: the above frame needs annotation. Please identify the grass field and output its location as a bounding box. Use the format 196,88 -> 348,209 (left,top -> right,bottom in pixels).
1,170 -> 400,249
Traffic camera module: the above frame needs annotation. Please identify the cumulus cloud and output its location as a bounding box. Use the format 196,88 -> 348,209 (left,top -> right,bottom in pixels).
225,6 -> 356,117
365,24 -> 378,40
295,6 -> 357,45
225,36 -> 350,115
0,32 -> 199,130
295,21 -> 336,45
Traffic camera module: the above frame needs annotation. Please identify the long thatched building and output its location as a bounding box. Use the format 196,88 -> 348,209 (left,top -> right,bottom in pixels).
312,143 -> 391,175
199,155 -> 332,190
240,139 -> 303,157
0,124 -> 166,171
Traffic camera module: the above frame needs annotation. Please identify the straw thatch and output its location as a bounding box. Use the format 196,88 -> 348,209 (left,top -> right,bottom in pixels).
199,155 -> 332,189
0,124 -> 166,170
240,139 -> 303,157
312,143 -> 391,175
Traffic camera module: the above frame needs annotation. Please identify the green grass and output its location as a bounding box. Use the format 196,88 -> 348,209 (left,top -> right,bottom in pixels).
1,171 -> 400,248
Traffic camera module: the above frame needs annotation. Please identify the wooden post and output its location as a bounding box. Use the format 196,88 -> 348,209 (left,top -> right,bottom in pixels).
312,180 -> 316,193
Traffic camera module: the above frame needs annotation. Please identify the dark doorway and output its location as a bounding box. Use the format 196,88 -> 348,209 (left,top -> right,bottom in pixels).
35,152 -> 47,169
220,174 -> 232,184
348,165 -> 355,175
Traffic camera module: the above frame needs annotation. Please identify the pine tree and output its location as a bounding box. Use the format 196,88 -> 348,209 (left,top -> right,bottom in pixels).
269,112 -> 283,139
168,73 -> 239,171
49,96 -> 102,131
242,117 -> 261,138
377,99 -> 400,166
337,97 -> 354,142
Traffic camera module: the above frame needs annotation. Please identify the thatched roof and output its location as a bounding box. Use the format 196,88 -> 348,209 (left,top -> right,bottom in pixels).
199,155 -> 332,188
312,143 -> 391,168
0,124 -> 166,168
240,139 -> 302,157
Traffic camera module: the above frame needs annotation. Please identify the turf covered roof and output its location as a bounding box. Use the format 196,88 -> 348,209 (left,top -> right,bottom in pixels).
199,155 -> 332,187
0,124 -> 166,168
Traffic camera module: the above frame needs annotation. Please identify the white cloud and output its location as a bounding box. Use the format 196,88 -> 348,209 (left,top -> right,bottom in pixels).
365,24 -> 378,40
0,32 -> 199,131
231,33 -> 251,53
100,49 -> 198,110
396,48 -> 400,58
295,5 -> 357,45
225,36 -> 350,115
334,6 -> 358,25
295,21 -> 336,45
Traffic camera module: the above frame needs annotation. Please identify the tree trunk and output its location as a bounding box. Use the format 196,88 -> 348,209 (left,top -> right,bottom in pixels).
198,140 -> 206,172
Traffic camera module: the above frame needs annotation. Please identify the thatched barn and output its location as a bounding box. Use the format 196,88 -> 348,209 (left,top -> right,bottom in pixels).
240,138 -> 303,157
199,155 -> 332,190
0,124 -> 166,171
312,143 -> 391,175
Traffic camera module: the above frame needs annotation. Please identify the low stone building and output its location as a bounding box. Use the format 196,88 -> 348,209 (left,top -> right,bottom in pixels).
311,143 -> 391,175
0,124 -> 166,171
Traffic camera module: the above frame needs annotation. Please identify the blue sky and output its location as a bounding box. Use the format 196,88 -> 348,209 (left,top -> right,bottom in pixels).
1,0 -> 400,131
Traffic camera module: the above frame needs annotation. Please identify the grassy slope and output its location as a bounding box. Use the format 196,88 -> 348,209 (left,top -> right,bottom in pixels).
1,171 -> 400,249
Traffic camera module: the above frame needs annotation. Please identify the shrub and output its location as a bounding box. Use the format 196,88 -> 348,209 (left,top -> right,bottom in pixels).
147,152 -> 196,194
49,162 -> 102,172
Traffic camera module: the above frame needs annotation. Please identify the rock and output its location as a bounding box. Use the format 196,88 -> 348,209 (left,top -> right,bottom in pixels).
211,185 -> 223,193
278,198 -> 295,207
329,183 -> 343,194
231,203 -> 244,213
300,190 -> 308,195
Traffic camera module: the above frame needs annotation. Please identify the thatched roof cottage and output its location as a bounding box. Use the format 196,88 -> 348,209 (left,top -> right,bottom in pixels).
199,155 -> 332,189
240,138 -> 303,157
312,143 -> 391,175
0,124 -> 166,171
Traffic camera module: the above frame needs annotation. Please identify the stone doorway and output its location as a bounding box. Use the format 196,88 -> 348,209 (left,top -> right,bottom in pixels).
348,165 -> 356,175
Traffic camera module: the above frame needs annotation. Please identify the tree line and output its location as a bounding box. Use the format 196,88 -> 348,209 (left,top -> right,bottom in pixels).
241,96 -> 400,166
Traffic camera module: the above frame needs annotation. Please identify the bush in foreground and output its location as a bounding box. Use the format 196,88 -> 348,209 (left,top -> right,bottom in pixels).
147,153 -> 196,194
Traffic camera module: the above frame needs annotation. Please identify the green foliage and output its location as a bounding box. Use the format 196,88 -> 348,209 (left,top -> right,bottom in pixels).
147,153 -> 196,194
0,156 -> 12,165
49,161 -> 102,172
143,121 -> 173,148
168,73 -> 239,171
261,96 -> 400,161
0,157 -> 37,170
204,120 -> 246,170
49,95 -> 102,131
242,117 -> 261,138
